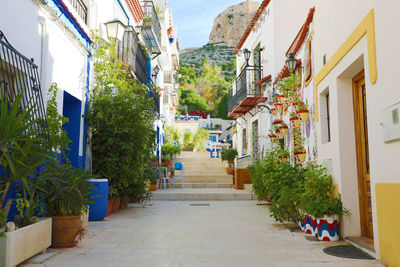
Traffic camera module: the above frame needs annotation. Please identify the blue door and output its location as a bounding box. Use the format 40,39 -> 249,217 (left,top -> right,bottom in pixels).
63,91 -> 82,168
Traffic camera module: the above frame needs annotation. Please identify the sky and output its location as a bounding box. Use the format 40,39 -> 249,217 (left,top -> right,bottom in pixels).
168,0 -> 261,50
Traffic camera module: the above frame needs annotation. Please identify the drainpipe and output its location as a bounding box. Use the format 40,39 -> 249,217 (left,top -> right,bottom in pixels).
116,0 -> 130,25
82,51 -> 92,170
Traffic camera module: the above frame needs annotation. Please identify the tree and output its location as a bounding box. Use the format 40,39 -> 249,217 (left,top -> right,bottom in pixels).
87,33 -> 155,199
216,92 -> 229,119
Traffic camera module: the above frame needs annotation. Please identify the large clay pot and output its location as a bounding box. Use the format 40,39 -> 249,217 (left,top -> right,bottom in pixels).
51,215 -> 82,248
112,197 -> 120,213
225,167 -> 234,175
106,199 -> 113,216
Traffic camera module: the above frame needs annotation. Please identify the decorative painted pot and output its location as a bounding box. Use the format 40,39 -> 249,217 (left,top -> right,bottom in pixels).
278,156 -> 288,163
297,110 -> 309,122
279,126 -> 288,135
294,151 -> 306,162
269,135 -> 277,141
278,94 -> 285,102
316,215 -> 340,241
271,108 -> 277,116
297,214 -> 318,236
290,117 -> 301,128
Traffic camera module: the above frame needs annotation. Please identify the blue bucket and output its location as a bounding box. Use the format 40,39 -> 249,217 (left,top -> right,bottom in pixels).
88,179 -> 108,221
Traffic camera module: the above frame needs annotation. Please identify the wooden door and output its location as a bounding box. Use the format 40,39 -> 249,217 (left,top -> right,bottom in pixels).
352,70 -> 373,239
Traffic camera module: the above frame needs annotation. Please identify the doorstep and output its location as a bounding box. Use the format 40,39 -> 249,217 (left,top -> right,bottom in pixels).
345,236 -> 376,258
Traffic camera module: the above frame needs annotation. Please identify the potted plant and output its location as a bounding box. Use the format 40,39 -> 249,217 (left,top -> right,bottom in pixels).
297,164 -> 349,241
270,107 -> 277,116
293,128 -> 306,163
274,102 -> 283,115
279,122 -> 289,135
296,102 -> 309,122
143,16 -> 152,25
268,130 -> 277,142
0,93 -> 53,267
221,148 -> 238,175
289,111 -> 301,128
38,165 -> 96,248
276,147 -> 289,163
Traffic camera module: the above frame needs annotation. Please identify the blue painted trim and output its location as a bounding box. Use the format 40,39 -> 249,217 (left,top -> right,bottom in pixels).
82,52 -> 92,169
147,57 -> 151,85
116,0 -> 130,25
47,0 -> 91,49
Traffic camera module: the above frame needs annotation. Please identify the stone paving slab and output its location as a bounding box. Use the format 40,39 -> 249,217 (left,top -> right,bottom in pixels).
22,201 -> 384,267
152,188 -> 255,200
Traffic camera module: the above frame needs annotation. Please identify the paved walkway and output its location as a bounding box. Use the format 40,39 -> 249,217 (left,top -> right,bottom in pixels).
23,201 -> 384,267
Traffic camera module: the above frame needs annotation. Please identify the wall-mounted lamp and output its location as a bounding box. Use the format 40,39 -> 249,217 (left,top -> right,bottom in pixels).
104,19 -> 126,42
286,52 -> 297,72
243,48 -> 251,66
152,65 -> 160,79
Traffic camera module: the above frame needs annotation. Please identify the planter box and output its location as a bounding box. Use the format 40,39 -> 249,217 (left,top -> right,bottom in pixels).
233,168 -> 251,189
0,218 -> 52,267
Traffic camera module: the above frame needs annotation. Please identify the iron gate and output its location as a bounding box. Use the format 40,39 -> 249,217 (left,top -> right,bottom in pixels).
0,31 -> 48,141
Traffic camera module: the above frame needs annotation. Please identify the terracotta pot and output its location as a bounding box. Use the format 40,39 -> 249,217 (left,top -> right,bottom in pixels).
151,183 -> 158,191
112,197 -> 120,213
106,200 -> 113,216
51,215 -> 82,248
225,167 -> 234,175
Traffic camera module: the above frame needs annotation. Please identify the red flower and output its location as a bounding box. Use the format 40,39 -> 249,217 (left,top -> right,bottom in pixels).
267,193 -> 270,196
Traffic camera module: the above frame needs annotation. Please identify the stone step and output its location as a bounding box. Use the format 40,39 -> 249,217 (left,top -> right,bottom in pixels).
152,188 -> 255,201
173,183 -> 232,189
243,184 -> 253,192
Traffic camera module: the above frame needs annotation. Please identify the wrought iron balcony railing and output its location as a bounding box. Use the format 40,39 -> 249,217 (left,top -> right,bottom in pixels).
0,32 -> 48,141
228,66 -> 264,118
141,1 -> 161,55
117,27 -> 148,84
68,0 -> 88,24
148,82 -> 160,115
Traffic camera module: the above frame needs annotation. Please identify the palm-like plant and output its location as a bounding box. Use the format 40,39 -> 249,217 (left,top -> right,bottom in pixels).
0,93 -> 47,225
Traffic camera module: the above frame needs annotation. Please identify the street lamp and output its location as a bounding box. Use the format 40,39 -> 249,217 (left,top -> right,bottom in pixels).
243,48 -> 251,66
104,19 -> 126,42
152,65 -> 160,79
286,53 -> 297,72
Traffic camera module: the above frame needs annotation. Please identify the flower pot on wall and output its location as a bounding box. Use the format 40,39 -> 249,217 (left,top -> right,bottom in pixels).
279,125 -> 288,135
270,108 -> 277,116
297,110 -> 309,122
225,167 -> 234,175
0,218 -> 52,267
274,103 -> 283,114
269,134 -> 277,142
290,117 -> 301,128
51,215 -> 82,248
294,151 -> 306,162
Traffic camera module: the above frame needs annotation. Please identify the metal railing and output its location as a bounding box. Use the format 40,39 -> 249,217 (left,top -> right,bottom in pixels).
149,82 -> 160,115
68,0 -> 88,24
0,32 -> 48,141
141,1 -> 161,54
237,155 -> 252,169
118,28 -> 148,84
228,66 -> 262,113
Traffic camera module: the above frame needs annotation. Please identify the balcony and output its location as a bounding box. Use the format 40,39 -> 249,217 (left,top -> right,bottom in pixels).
67,0 -> 88,24
117,27 -> 148,84
228,66 -> 266,118
149,82 -> 160,115
141,1 -> 161,55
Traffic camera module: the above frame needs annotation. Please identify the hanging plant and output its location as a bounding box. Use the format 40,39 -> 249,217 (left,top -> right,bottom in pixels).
289,112 -> 301,128
288,90 -> 295,102
270,108 -> 277,116
268,130 -> 277,142
296,102 -> 309,122
278,94 -> 285,103
279,122 -> 289,135
274,103 -> 283,115
293,128 -> 306,163
272,118 -> 282,125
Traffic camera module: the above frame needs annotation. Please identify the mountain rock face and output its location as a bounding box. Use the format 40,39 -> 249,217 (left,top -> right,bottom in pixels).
209,0 -> 260,47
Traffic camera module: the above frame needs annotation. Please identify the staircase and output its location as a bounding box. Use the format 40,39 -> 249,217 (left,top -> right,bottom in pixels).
152,151 -> 255,200
174,151 -> 232,188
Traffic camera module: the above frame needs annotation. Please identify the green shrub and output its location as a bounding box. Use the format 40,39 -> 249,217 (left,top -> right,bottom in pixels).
221,148 -> 238,163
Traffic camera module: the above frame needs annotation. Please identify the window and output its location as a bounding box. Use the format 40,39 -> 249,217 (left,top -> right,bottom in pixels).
68,0 -> 88,24
320,88 -> 331,143
242,128 -> 247,155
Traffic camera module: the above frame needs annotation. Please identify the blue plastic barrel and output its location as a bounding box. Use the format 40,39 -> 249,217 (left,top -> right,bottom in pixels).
88,179 -> 108,221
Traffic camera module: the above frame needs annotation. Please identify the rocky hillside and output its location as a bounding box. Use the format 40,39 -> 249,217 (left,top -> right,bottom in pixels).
209,0 -> 260,47
180,44 -> 235,76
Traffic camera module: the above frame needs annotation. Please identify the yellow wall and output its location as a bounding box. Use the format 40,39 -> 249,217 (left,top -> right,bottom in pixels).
376,183 -> 400,267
